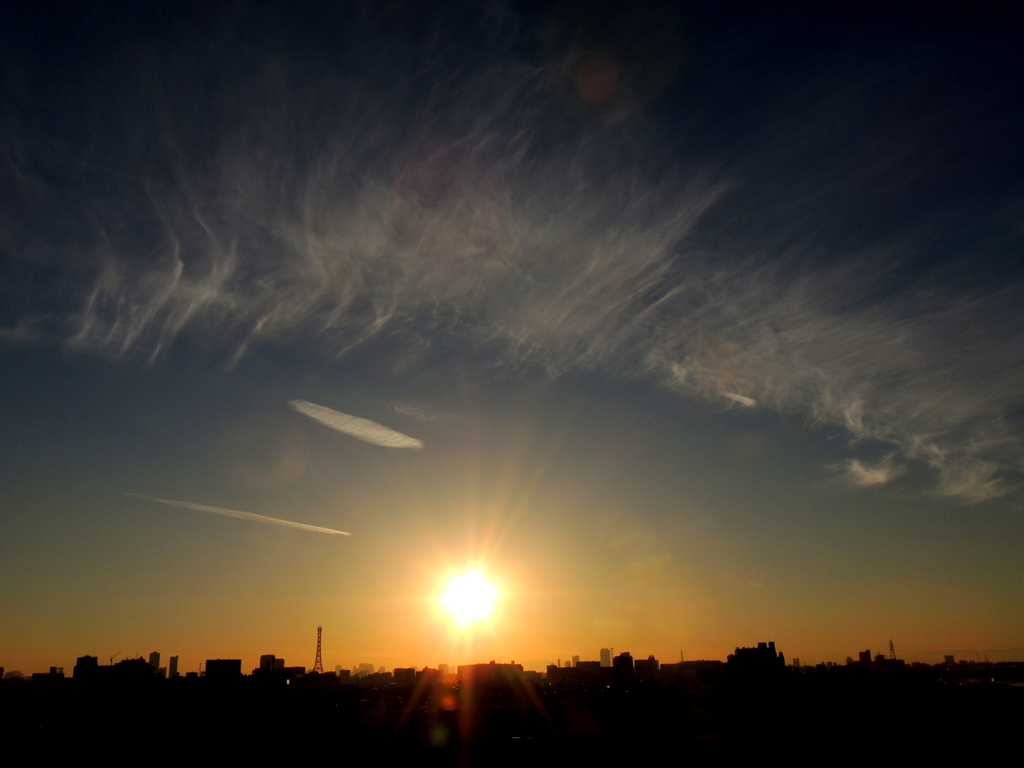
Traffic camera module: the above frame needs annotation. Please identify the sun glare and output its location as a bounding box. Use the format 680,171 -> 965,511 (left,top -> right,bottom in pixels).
439,570 -> 498,627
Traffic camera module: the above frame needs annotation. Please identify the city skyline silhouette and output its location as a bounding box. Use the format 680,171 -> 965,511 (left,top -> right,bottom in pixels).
2,2 -> 1023,736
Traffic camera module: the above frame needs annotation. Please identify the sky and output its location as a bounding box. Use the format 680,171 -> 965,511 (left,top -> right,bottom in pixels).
1,0 -> 1023,675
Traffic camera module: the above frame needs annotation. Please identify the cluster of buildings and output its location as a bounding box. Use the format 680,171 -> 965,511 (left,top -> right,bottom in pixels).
2,647 -> 734,687
11,641 -> 1014,687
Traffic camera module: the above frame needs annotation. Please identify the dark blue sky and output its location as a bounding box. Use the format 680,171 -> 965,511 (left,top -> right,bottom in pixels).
1,1 -> 1022,672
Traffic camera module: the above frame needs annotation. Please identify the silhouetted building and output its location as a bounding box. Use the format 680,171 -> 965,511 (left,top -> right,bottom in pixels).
600,648 -> 611,668
205,659 -> 242,679
73,656 -> 99,679
149,652 -> 160,669
612,652 -> 634,680
635,654 -> 659,680
32,668 -> 65,685
612,652 -> 633,670
859,650 -> 872,664
660,660 -> 725,684
110,658 -> 161,682
572,655 -> 579,667
458,661 -> 524,686
394,667 -> 416,686
416,667 -> 443,685
169,656 -> 178,678
944,655 -> 955,665
728,642 -> 785,673
360,671 -> 392,686
253,655 -> 303,680
548,659 -> 608,685
294,669 -> 343,689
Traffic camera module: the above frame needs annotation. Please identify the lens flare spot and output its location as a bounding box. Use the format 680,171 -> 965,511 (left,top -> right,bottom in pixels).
575,53 -> 621,105
429,722 -> 450,748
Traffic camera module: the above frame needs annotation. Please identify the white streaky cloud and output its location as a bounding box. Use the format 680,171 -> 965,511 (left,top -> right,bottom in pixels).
289,400 -> 423,450
125,493 -> 350,535
934,460 -> 1008,504
843,459 -> 903,487
0,325 -> 41,345
4,6 -> 1022,502
392,402 -> 446,423
723,392 -> 756,407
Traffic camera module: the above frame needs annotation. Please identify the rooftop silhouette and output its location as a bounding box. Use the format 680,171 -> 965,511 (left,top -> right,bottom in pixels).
4,637 -> 1022,762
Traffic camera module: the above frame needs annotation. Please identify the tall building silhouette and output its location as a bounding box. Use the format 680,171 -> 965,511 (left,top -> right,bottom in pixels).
613,652 -> 634,681
600,648 -> 611,668
149,651 -> 160,669
169,656 -> 178,678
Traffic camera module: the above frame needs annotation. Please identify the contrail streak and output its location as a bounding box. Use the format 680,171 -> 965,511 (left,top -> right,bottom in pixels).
125,493 -> 350,535
289,400 -> 424,450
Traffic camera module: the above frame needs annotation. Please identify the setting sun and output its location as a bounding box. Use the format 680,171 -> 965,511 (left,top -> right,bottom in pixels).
439,570 -> 498,627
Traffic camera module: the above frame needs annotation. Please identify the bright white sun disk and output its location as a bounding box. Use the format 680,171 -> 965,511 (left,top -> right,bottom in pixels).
440,570 -> 498,627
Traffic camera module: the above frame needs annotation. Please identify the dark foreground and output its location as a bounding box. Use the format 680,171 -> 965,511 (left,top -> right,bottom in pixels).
3,666 -> 1021,763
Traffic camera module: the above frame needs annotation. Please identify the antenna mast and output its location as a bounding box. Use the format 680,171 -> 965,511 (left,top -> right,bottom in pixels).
888,640 -> 896,660
313,626 -> 324,674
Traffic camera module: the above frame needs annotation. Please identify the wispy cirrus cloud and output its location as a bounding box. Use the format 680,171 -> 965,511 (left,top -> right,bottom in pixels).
3,5 -> 1022,502
723,392 -> 757,408
840,458 -> 905,487
125,493 -> 350,535
289,400 -> 423,450
392,402 -> 449,423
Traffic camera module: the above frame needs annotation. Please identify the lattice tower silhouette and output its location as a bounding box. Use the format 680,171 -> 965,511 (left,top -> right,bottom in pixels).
313,625 -> 324,674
